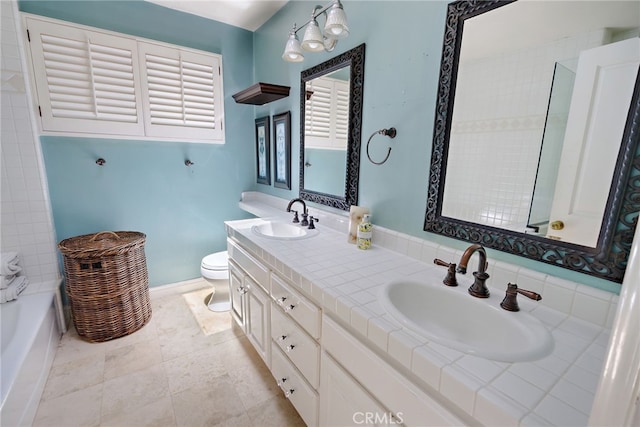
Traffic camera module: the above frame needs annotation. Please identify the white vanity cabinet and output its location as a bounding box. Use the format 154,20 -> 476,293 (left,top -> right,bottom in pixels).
227,239 -> 271,366
226,230 -> 465,427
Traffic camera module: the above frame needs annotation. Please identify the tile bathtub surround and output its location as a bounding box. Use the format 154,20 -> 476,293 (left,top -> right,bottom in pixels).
226,199 -> 616,426
33,281 -> 304,427
1,0 -> 60,284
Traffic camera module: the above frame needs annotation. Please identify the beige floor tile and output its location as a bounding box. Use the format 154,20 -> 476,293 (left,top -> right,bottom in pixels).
101,364 -> 170,421
245,394 -> 306,426
182,288 -> 234,335
33,383 -> 102,427
153,296 -> 201,337
52,325 -> 108,366
104,337 -> 163,381
100,396 -> 176,427
171,377 -> 246,427
103,317 -> 159,351
212,412 -> 254,427
218,336 -> 280,409
163,345 -> 229,395
42,352 -> 105,401
158,325 -> 216,361
36,291 -> 305,427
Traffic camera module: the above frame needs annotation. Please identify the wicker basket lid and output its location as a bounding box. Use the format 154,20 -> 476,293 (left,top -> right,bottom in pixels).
58,231 -> 146,258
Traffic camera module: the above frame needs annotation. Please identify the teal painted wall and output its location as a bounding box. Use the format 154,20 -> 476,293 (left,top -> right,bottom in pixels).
20,0 -> 255,286
253,1 -> 619,293
19,0 -> 621,293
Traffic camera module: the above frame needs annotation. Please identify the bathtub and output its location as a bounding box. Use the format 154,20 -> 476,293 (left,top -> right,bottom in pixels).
1,291 -> 61,427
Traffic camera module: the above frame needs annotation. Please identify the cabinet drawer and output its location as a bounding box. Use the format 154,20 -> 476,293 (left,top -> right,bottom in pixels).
271,304 -> 320,389
271,343 -> 319,427
271,273 -> 321,339
227,238 -> 268,291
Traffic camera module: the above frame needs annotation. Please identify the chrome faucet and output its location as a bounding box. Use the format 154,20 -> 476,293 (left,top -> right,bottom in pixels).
457,244 -> 490,298
286,198 -> 309,226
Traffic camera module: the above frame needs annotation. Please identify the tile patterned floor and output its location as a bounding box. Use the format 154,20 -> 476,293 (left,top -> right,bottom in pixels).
33,283 -> 305,426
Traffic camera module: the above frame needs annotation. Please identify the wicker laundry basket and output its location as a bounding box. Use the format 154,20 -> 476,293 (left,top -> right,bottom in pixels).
58,231 -> 151,343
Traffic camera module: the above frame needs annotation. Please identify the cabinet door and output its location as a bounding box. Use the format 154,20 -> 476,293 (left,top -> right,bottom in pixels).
320,352 -> 392,427
246,277 -> 270,366
229,262 -> 246,330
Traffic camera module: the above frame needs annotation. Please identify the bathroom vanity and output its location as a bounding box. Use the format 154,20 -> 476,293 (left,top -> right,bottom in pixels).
225,193 -> 616,426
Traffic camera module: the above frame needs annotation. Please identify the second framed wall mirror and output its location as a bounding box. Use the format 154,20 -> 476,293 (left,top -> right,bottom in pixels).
424,0 -> 640,283
299,43 -> 365,210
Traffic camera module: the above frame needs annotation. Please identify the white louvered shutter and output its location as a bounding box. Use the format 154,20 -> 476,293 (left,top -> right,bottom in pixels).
26,17 -> 144,135
305,76 -> 349,149
139,42 -> 224,142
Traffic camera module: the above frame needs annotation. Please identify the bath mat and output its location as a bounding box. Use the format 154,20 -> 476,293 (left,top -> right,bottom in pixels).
182,288 -> 232,336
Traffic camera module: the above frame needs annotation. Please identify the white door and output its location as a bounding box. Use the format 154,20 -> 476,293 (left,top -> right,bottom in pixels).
547,37 -> 640,246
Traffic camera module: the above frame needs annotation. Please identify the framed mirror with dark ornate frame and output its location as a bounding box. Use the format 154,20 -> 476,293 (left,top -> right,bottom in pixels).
424,0 -> 640,283
299,43 -> 365,210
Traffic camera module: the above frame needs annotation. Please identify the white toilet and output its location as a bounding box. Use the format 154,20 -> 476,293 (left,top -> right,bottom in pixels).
200,250 -> 230,312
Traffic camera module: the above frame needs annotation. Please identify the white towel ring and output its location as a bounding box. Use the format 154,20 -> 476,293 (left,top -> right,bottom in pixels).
366,127 -> 397,165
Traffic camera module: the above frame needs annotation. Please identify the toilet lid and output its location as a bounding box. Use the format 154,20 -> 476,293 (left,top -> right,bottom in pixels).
202,251 -> 229,270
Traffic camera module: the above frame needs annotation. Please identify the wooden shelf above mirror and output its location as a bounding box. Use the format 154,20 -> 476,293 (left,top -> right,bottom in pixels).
232,83 -> 290,105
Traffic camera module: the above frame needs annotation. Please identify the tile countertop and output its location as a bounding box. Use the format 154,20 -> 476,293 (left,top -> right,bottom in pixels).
226,193 -> 614,426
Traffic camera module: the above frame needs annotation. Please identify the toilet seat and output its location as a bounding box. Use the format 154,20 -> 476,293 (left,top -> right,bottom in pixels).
201,251 -> 228,273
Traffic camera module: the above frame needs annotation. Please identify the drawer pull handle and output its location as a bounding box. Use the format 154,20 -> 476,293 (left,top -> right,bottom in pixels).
277,377 -> 287,387
284,388 -> 295,398
286,344 -> 295,352
277,296 -> 287,305
237,286 -> 247,295
278,335 -> 288,342
285,304 -> 296,312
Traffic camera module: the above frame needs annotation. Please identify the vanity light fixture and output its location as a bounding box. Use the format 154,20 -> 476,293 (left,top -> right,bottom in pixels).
282,0 -> 349,62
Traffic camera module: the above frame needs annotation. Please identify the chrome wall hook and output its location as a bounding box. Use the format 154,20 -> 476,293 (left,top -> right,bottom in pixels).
184,160 -> 194,166
95,158 -> 106,166
366,127 -> 397,165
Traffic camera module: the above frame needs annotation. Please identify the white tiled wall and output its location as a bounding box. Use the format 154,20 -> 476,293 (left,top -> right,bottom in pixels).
1,1 -> 59,284
443,29 -> 609,230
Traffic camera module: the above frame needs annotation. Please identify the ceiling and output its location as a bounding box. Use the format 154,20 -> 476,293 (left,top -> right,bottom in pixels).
144,0 -> 289,31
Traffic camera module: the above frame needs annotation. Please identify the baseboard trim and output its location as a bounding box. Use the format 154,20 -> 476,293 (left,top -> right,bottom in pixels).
149,278 -> 209,300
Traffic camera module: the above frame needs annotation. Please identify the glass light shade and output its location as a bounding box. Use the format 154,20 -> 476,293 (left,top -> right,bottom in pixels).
282,32 -> 304,62
324,2 -> 349,39
301,19 -> 325,52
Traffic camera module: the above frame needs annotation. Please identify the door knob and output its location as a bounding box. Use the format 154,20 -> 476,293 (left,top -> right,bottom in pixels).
550,220 -> 564,230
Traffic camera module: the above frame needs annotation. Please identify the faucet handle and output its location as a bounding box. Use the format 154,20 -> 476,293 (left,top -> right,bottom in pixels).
500,283 -> 542,312
434,259 -> 458,286
300,212 -> 309,227
291,210 -> 299,223
308,216 -> 318,229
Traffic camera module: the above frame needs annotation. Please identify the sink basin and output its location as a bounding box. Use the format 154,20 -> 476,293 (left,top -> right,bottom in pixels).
251,221 -> 318,240
380,280 -> 554,362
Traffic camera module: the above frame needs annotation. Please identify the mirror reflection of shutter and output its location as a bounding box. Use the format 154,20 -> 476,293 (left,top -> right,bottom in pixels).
305,77 -> 349,149
306,80 -> 332,145
334,81 -> 349,147
139,42 -> 224,142
27,17 -> 144,135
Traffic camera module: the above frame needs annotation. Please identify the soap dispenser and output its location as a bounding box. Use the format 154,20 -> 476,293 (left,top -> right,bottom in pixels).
357,214 -> 373,250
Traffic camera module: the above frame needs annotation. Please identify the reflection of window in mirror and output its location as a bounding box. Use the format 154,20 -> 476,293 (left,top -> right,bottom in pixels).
305,75 -> 349,150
